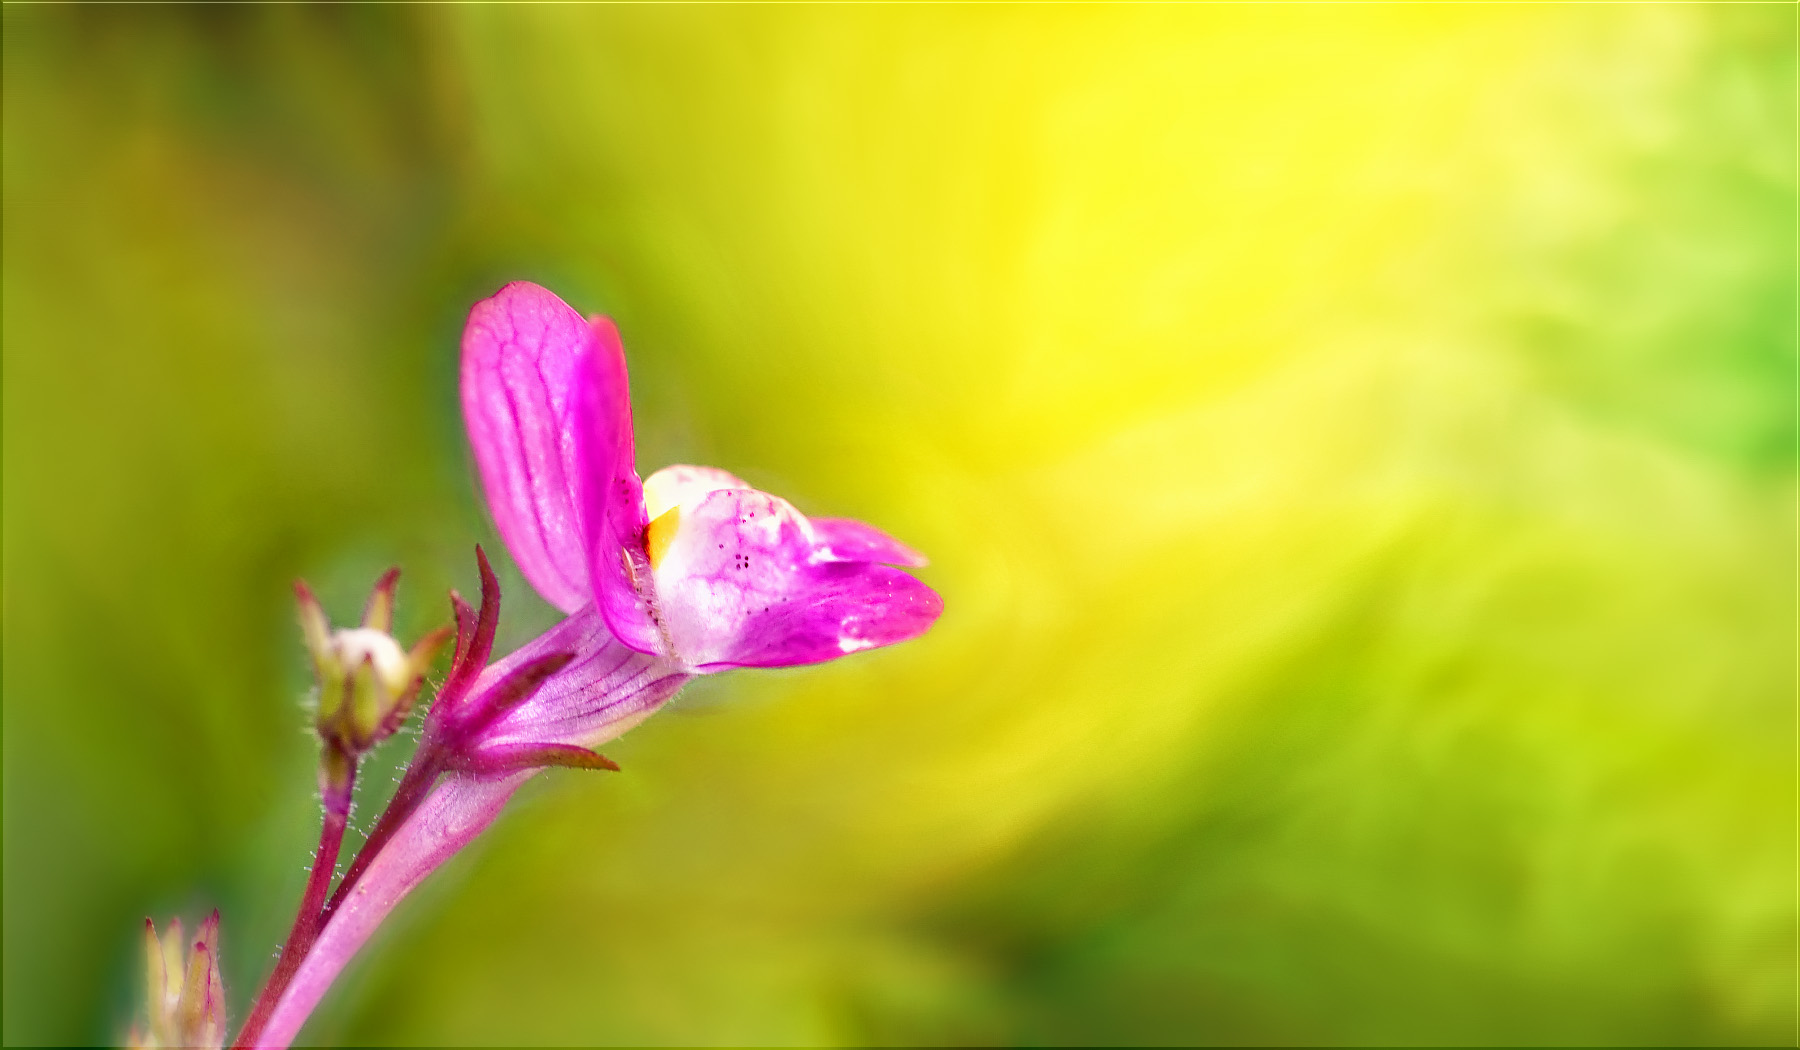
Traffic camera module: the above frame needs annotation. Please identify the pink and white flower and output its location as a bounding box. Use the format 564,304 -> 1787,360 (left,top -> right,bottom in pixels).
249,282 -> 939,1047
461,279 -> 941,676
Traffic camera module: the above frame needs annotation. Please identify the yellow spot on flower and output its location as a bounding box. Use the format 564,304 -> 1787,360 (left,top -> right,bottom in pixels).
646,505 -> 681,570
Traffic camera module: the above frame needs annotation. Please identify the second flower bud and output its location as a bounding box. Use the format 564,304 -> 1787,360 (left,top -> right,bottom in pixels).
295,570 -> 450,808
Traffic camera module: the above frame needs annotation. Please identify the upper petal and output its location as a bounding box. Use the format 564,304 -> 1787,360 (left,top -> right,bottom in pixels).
574,319 -> 664,655
652,488 -> 942,670
460,282 -> 599,614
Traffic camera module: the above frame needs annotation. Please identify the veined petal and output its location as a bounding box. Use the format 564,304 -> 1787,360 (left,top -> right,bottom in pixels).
574,323 -> 664,655
460,282 -> 600,614
653,488 -> 943,670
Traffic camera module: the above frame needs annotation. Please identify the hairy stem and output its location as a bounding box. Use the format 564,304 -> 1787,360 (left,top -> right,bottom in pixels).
319,755 -> 440,923
232,760 -> 356,1050
254,772 -> 531,1050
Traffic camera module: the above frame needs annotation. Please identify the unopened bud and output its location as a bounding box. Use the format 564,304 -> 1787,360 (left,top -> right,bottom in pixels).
296,570 -> 451,762
128,911 -> 224,1050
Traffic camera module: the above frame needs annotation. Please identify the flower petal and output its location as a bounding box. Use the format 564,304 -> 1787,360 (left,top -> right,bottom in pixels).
718,561 -> 943,669
809,517 -> 929,567
460,282 -> 598,613
573,320 -> 666,655
653,488 -> 943,670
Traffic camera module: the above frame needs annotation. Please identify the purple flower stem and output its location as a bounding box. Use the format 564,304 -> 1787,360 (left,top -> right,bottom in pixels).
232,761 -> 357,1050
318,756 -> 441,923
234,749 -> 445,1048
251,771 -> 531,1050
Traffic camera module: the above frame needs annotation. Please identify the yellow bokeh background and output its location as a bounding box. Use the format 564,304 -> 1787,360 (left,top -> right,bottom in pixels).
4,6 -> 1793,1044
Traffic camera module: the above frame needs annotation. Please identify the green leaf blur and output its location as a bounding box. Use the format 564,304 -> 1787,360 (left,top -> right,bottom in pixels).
4,6 -> 1793,1045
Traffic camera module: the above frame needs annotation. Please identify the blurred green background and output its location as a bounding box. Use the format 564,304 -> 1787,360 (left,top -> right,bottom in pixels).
4,6 -> 1794,1045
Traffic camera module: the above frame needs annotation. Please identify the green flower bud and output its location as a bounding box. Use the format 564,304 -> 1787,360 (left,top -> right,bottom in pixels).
128,912 -> 224,1050
296,570 -> 451,761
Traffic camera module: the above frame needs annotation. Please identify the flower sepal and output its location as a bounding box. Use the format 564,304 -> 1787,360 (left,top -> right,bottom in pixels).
416,547 -> 626,778
452,741 -> 623,776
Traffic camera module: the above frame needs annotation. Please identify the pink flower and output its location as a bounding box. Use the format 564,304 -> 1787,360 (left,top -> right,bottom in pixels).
461,280 -> 942,673
249,283 -> 940,1047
